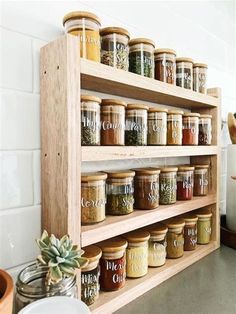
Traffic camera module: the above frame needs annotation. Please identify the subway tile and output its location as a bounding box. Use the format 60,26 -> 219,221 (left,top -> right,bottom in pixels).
33,150 -> 41,205
32,39 -> 47,93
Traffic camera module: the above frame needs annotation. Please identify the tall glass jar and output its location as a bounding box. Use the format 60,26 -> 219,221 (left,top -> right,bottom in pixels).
100,27 -> 130,70
133,167 -> 160,209
129,38 -> 155,78
177,166 -> 194,201
124,231 -> 150,278
182,113 -> 200,145
106,170 -> 135,215
63,11 -> 101,62
125,104 -> 148,146
193,165 -> 209,196
81,245 -> 102,306
183,216 -> 198,251
154,48 -> 176,84
193,63 -> 208,94
81,95 -> 101,146
101,99 -> 126,145
197,210 -> 212,244
176,57 -> 194,90
147,108 -> 168,145
159,167 -> 178,205
148,225 -> 168,267
81,172 -> 107,225
98,238 -> 127,291
167,110 -> 184,145
199,114 -> 212,145
166,219 -> 185,259
15,263 -> 77,313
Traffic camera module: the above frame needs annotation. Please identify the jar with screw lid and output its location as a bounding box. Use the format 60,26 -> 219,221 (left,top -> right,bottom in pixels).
167,110 -> 184,145
147,108 -> 168,145
199,114 -> 212,145
159,167 -> 178,205
129,38 -> 155,78
154,48 -> 176,84
166,219 -> 185,258
148,224 -> 168,267
193,63 -> 208,94
176,57 -> 194,90
197,210 -> 212,244
177,166 -> 194,201
63,11 -> 101,62
193,165 -> 209,196
182,113 -> 200,145
183,215 -> 198,251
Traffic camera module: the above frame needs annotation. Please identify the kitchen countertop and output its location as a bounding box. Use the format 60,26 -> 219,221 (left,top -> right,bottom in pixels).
115,245 -> 236,314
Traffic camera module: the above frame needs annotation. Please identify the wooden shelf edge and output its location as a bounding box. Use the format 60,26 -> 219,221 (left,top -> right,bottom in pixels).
90,242 -> 219,314
81,194 -> 216,247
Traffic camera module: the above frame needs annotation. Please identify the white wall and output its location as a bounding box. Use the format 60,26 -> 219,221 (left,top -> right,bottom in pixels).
0,0 -> 236,278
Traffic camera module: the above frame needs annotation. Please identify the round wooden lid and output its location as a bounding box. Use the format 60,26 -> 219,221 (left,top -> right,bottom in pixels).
200,114 -> 212,119
183,215 -> 198,223
100,27 -> 130,38
81,95 -> 101,103
154,48 -> 176,55
63,11 -> 101,26
106,170 -> 135,178
160,167 -> 178,173
178,166 -> 195,171
193,164 -> 209,169
148,107 -> 168,113
101,99 -> 127,107
193,63 -> 208,68
129,38 -> 155,47
81,172 -> 108,182
82,245 -> 102,261
196,210 -> 212,218
98,237 -> 128,252
149,224 -> 168,236
124,230 -> 150,242
166,218 -> 185,229
132,167 -> 160,175
176,57 -> 194,63
183,113 -> 200,117
168,110 -> 184,115
127,104 -> 149,110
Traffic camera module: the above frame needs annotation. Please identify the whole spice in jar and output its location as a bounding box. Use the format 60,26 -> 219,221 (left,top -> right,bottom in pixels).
197,210 -> 212,244
106,170 -> 135,215
193,165 -> 209,196
177,166 -> 194,201
199,114 -> 212,145
159,167 -> 178,205
154,48 -> 176,84
183,216 -> 198,251
176,57 -> 194,90
98,238 -> 127,291
132,168 -> 160,209
166,219 -> 185,258
129,38 -> 155,78
147,108 -> 168,145
148,224 -> 168,267
81,245 -> 102,305
167,110 -> 184,145
100,27 -> 130,70
182,113 -> 200,145
81,172 -> 107,225
193,63 -> 208,94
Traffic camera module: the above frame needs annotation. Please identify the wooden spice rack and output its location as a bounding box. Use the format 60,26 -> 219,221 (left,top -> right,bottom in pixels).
40,35 -> 221,313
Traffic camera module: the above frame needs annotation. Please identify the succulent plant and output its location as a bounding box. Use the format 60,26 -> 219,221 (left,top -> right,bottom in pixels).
36,230 -> 88,285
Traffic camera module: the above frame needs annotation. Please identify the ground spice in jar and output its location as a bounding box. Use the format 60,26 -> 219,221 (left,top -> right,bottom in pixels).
159,167 -> 178,205
81,172 -> 107,225
193,63 -> 208,94
176,57 -> 194,90
183,216 -> 198,251
148,225 -> 168,267
167,110 -> 184,145
154,48 -> 176,84
182,113 -> 200,145
147,108 -> 168,145
166,219 -> 185,258
177,166 -> 194,201
193,165 -> 209,196
197,210 -> 212,244
199,114 -> 212,145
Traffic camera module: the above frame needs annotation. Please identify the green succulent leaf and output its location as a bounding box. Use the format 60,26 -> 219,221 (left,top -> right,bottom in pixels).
49,266 -> 62,283
75,257 -> 88,268
60,264 -> 75,276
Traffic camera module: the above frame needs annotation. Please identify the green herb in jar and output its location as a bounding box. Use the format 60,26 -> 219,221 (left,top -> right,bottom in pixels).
129,51 -> 153,77
81,111 -> 99,145
106,194 -> 134,215
159,168 -> 177,205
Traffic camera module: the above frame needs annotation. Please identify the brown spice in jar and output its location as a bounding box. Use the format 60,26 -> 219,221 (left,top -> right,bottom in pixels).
154,48 -> 176,84
193,165 -> 209,196
183,216 -> 198,251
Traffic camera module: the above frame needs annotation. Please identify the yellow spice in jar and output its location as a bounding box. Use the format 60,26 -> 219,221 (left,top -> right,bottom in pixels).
126,245 -> 148,278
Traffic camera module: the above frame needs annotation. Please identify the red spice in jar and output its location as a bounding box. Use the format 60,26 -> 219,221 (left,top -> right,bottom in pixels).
177,166 -> 194,201
182,113 -> 200,145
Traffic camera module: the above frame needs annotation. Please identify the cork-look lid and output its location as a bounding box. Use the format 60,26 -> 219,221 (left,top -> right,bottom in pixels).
123,230 -> 150,242
98,237 -> 128,252
193,63 -> 208,68
63,11 -> 101,26
183,113 -> 200,117
132,167 -> 160,175
82,245 -> 102,262
200,114 -> 212,119
148,107 -> 168,113
166,218 -> 185,229
193,164 -> 209,169
154,48 -> 176,55
183,215 -> 198,223
100,27 -> 130,38
176,57 -> 194,63
101,99 -> 127,107
129,38 -> 155,48
106,170 -> 135,178
168,110 -> 184,115
81,95 -> 101,103
127,104 -> 149,110
196,210 -> 212,218
178,166 -> 195,171
160,167 -> 178,173
81,172 -> 108,182
149,224 -> 168,236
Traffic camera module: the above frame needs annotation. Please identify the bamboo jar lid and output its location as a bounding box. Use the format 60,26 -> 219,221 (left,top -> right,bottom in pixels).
178,166 -> 195,171
154,48 -> 176,55
63,11 -> 101,26
106,170 -> 135,178
166,218 -> 185,229
168,110 -> 184,115
148,107 -> 168,113
193,164 -> 209,169
82,245 -> 102,262
81,95 -> 101,103
176,57 -> 194,63
149,224 -> 168,236
196,210 -> 212,219
160,167 -> 178,173
100,27 -> 130,38
81,172 -> 108,182
200,114 -> 212,119
129,38 -> 155,47
127,104 -> 149,110
193,63 -> 208,68
183,215 -> 198,225
183,113 -> 200,117
124,230 -> 150,243
98,237 -> 128,253
101,99 -> 127,107
132,167 -> 160,175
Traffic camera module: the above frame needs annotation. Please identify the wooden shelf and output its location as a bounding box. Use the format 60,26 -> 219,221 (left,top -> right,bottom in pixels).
81,194 -> 216,247
82,145 -> 218,162
90,241 -> 219,314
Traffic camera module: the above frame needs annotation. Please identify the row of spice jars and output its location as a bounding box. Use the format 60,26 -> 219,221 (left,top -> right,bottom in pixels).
81,96 -> 212,146
81,210 -> 212,305
81,165 -> 210,224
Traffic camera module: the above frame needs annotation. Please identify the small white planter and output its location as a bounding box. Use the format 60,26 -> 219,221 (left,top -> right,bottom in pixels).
226,144 -> 236,232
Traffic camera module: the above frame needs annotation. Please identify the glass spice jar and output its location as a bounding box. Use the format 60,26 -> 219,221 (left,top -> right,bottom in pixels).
100,27 -> 130,70
81,172 -> 107,225
124,231 -> 150,278
98,238 -> 127,291
129,38 -> 155,78
81,245 -> 102,306
148,224 -> 168,267
106,170 -> 135,215
183,216 -> 198,251
159,167 -> 178,205
182,113 -> 200,145
167,110 -> 184,145
101,99 -> 126,145
132,167 -> 160,210
177,166 -> 194,201
63,11 -> 101,62
199,114 -> 212,145
81,95 -> 101,146
125,104 -> 148,146
193,165 -> 209,196
166,219 -> 185,259
193,63 -> 208,94
197,210 -> 212,244
147,108 -> 168,145
154,48 -> 176,84
176,57 -> 194,90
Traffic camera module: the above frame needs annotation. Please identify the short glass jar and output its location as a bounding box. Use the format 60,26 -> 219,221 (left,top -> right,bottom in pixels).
15,263 -> 77,313
98,238 -> 127,291
193,165 -> 209,196
193,63 -> 208,94
183,216 -> 198,251
159,167 -> 178,205
81,172 -> 107,225
166,219 -> 185,259
147,107 -> 168,145
100,27 -> 130,70
148,225 -> 168,267
125,104 -> 148,146
81,95 -> 101,146
106,170 -> 135,215
63,11 -> 101,62
154,48 -> 176,84
133,167 -> 160,209
176,57 -> 194,90
101,99 -> 126,145
199,114 -> 212,145
197,210 -> 212,244
167,110 -> 184,145
182,113 -> 200,145
129,38 -> 155,78
124,231 -> 150,278
177,166 -> 194,201
81,245 -> 102,306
